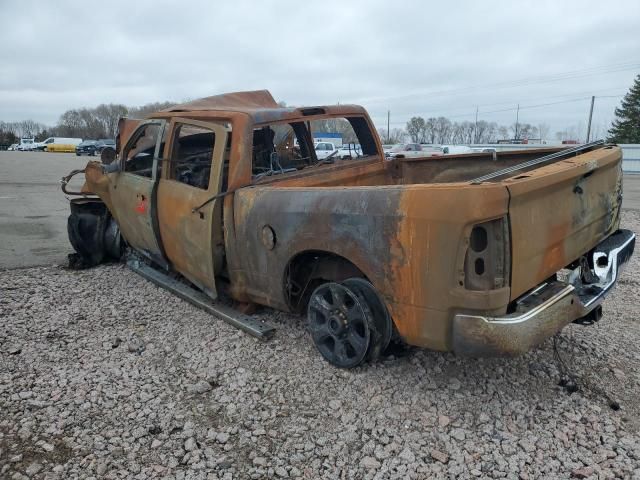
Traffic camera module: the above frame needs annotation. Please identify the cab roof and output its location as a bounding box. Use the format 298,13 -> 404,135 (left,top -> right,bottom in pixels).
160,89 -> 368,124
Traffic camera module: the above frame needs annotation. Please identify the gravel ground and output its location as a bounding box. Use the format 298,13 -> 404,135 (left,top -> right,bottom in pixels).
1,211 -> 639,480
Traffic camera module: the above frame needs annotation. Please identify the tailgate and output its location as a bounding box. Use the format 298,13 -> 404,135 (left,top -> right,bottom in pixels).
507,145 -> 623,299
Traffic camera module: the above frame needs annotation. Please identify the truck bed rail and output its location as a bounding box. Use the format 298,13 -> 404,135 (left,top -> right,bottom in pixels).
470,140 -> 606,184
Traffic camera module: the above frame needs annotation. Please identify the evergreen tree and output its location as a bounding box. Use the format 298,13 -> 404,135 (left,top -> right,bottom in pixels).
608,74 -> 640,143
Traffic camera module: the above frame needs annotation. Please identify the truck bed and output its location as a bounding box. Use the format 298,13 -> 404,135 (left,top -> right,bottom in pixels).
262,146 -> 608,188
246,143 -> 623,306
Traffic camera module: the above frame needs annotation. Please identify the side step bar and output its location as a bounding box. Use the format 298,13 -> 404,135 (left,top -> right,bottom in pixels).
127,258 -> 276,340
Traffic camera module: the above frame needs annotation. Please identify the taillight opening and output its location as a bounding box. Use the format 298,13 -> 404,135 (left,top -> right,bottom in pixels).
464,217 -> 510,291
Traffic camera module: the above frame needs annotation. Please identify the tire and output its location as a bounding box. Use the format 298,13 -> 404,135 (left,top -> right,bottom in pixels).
342,278 -> 392,361
307,282 -> 375,368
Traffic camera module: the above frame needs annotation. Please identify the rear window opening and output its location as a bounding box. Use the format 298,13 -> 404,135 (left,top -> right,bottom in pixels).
251,116 -> 379,180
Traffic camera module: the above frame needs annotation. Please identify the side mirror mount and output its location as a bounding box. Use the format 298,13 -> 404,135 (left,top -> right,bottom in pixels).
102,160 -> 121,174
101,147 -> 117,165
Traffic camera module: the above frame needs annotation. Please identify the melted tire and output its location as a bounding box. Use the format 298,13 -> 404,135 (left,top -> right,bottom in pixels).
342,278 -> 393,362
67,199 -> 123,268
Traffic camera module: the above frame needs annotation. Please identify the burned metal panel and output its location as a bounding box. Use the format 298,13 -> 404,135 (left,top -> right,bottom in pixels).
164,90 -> 279,112
398,148 -> 564,184
385,184 -> 510,349
107,120 -> 167,264
232,182 -> 511,350
506,146 -> 623,299
231,186 -> 403,311
116,118 -> 143,155
156,119 -> 229,298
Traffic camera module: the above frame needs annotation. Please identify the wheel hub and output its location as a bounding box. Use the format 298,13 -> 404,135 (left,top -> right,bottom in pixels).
328,311 -> 346,335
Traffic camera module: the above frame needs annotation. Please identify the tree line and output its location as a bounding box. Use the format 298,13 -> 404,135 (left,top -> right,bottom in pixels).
0,101 -> 176,146
2,74 -> 638,148
378,117 -> 551,145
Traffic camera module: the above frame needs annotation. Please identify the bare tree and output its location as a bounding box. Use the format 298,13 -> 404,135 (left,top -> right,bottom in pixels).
450,123 -> 464,144
424,118 -> 437,143
378,128 -> 406,144
459,121 -> 475,144
95,104 -> 128,138
497,126 -> 509,140
15,120 -> 46,138
406,117 -> 426,143
537,123 -> 550,141
433,117 -> 452,144
474,120 -> 496,143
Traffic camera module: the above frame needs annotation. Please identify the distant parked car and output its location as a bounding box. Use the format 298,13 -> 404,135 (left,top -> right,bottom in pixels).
386,143 -> 443,158
76,140 -> 99,156
314,141 -> 338,160
95,139 -> 116,155
8,143 -> 18,151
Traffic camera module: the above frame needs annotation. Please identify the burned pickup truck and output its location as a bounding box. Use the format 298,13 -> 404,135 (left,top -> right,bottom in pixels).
61,90 -> 635,368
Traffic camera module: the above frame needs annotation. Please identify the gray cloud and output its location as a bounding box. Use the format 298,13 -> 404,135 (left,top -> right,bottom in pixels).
1,0 -> 638,136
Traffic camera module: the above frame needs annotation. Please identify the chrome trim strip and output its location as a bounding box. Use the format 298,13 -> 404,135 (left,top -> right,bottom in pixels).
457,285 -> 575,325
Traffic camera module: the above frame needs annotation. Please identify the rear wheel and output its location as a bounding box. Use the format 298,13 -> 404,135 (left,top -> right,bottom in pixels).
308,282 -> 372,368
342,278 -> 392,361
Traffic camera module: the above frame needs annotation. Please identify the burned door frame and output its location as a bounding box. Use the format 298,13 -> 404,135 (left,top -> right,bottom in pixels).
156,117 -> 230,299
109,119 -> 169,268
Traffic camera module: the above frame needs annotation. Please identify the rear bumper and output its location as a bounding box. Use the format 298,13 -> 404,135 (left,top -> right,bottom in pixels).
452,229 -> 635,356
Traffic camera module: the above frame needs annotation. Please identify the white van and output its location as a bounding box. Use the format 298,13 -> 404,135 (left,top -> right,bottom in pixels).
16,138 -> 36,151
36,137 -> 83,151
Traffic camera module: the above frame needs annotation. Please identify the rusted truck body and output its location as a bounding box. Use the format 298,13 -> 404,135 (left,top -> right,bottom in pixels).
63,90 -> 635,368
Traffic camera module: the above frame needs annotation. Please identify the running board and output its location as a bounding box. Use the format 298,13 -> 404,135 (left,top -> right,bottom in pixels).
127,258 -> 276,340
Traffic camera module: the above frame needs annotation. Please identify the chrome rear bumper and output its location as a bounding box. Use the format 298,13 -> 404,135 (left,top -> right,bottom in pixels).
452,229 -> 635,356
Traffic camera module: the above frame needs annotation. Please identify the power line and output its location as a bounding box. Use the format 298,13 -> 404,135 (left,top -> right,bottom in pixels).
356,61 -> 639,105
369,85 -> 629,118
375,93 -> 625,126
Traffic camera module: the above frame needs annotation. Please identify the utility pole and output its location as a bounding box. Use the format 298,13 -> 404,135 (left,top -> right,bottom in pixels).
515,104 -> 520,141
387,110 -> 390,143
474,106 -> 479,144
586,96 -> 595,142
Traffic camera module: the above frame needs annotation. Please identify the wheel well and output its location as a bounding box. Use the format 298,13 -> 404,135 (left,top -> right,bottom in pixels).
285,251 -> 367,313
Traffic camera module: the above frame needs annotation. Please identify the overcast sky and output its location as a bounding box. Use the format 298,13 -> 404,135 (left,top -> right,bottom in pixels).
1,0 -> 639,137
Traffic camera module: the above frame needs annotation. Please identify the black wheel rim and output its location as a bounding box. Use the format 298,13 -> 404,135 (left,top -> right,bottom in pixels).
342,278 -> 392,361
307,282 -> 371,368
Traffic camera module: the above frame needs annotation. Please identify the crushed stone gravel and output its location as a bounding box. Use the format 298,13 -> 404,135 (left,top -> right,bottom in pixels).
1,211 -> 639,479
